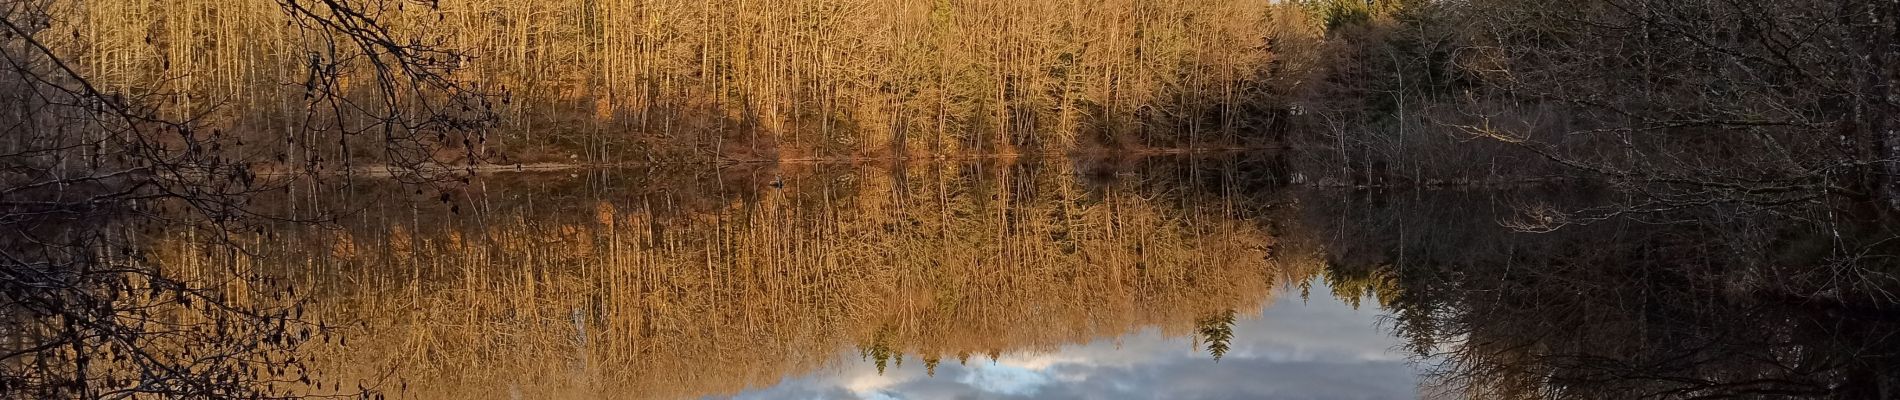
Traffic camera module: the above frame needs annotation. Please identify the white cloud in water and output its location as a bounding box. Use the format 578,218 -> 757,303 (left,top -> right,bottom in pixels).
726,283 -> 1422,400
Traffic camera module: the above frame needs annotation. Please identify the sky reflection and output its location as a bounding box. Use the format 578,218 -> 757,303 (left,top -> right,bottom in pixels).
727,282 -> 1423,400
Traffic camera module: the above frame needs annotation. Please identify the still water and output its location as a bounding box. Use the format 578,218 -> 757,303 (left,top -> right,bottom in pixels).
151,157 -> 1900,399
728,283 -> 1417,400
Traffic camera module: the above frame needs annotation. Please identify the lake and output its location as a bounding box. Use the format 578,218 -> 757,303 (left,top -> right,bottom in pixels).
138,156 -> 1899,399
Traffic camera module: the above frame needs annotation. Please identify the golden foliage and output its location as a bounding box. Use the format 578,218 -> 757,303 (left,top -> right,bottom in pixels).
43,0 -> 1316,161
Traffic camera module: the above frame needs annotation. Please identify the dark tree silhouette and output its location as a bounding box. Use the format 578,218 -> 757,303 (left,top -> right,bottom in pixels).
1196,309 -> 1237,362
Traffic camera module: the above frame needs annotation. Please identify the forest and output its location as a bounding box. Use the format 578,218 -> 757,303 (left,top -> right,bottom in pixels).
17,0 -> 1895,211
40,0 -> 1309,163
2,0 -> 1898,398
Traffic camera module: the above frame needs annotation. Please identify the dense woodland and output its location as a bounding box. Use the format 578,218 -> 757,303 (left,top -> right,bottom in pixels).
3,0 -> 1900,398
27,0 -> 1899,213
46,0 -> 1312,163
1294,0 -> 1900,216
23,0 -> 1900,203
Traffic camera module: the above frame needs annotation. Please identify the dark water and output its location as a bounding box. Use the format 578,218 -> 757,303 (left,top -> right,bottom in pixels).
155,157 -> 1899,399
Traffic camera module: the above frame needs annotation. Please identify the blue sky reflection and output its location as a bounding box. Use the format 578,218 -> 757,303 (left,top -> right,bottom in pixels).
724,282 -> 1424,400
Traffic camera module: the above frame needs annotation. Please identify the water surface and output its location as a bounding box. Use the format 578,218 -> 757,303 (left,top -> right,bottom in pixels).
148,159 -> 1417,398
732,283 -> 1420,400
149,157 -> 1900,399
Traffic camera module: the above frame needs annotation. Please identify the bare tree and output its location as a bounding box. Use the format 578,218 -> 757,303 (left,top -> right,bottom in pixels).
1444,0 -> 1900,222
0,0 -> 492,397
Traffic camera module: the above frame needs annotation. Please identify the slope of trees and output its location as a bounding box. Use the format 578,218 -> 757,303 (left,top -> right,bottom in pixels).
42,0 -> 1317,163
1289,0 -> 1900,216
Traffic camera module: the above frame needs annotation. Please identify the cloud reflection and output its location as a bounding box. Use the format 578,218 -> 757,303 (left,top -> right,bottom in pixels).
727,283 -> 1421,400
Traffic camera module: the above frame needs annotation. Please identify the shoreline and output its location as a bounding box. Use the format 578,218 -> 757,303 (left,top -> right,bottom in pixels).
251,147 -> 1288,178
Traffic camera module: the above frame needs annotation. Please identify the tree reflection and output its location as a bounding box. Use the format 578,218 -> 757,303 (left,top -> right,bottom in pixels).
1196,309 -> 1237,362
135,153 -> 1900,399
152,159 -> 1286,399
1290,190 -> 1900,399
